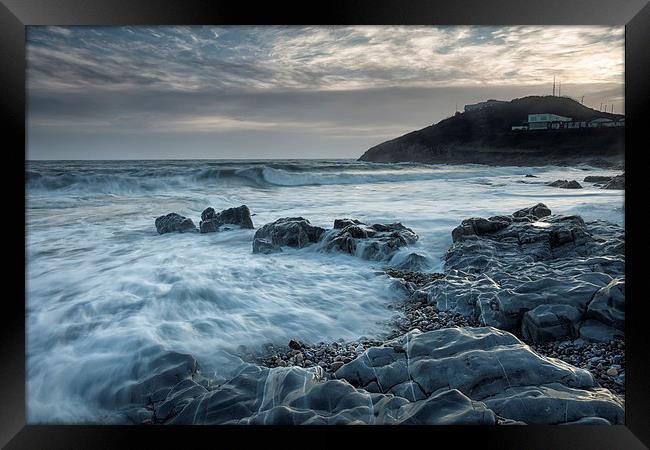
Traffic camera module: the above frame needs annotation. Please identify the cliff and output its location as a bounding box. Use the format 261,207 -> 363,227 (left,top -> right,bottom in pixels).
358,96 -> 624,167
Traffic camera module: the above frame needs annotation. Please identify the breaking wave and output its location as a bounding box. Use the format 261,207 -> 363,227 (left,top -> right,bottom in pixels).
26,160 -> 535,194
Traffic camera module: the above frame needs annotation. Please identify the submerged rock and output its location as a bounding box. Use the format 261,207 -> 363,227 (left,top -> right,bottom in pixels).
155,213 -> 197,234
322,220 -> 418,262
199,205 -> 254,233
252,217 -> 326,254
548,180 -> 583,189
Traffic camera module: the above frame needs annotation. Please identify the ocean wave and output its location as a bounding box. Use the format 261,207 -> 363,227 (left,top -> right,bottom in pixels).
26,161 -> 533,194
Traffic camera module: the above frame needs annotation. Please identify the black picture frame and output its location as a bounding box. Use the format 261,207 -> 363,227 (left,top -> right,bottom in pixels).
2,0 -> 648,448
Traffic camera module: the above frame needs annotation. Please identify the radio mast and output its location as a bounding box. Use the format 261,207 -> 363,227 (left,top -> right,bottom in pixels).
552,76 -> 556,96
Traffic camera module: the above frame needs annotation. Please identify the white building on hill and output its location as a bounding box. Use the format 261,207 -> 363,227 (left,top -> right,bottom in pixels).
527,113 -> 572,129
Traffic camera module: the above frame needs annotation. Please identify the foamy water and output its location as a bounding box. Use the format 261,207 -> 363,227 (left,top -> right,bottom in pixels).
26,160 -> 624,422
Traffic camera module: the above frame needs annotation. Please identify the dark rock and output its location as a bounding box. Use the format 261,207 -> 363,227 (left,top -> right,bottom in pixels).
252,217 -> 326,253
157,363 -> 496,425
114,351 -> 199,408
288,340 -> 301,350
584,175 -> 613,183
252,238 -> 281,254
322,220 -> 418,261
525,174 -> 537,178
484,384 -> 623,425
586,278 -> 624,330
512,203 -> 552,219
390,252 -> 429,271
521,304 -> 582,344
579,320 -> 624,343
155,213 -> 197,234
333,327 -> 622,424
199,205 -> 254,233
452,216 -> 512,242
602,174 -> 624,190
419,205 -> 624,337
333,218 -> 363,229
548,180 -> 583,189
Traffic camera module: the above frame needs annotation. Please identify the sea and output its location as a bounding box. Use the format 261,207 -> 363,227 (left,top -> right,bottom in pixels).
25,159 -> 625,423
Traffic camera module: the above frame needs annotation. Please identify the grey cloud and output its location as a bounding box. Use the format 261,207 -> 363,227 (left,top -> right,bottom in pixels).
26,25 -> 625,159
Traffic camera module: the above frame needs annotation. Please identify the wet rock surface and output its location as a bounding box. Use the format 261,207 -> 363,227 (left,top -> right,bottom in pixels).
602,173 -> 624,190
548,179 -> 583,189
199,205 -> 254,233
333,327 -> 623,424
584,175 -> 613,183
321,220 -> 418,262
154,213 -> 197,234
141,203 -> 624,425
429,205 -> 625,344
252,217 -> 326,254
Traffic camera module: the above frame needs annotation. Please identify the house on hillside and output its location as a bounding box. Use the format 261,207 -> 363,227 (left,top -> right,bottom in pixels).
527,113 -> 573,130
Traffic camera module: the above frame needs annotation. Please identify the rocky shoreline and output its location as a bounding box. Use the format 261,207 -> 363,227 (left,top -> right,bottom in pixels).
250,270 -> 625,398
135,200 -> 625,425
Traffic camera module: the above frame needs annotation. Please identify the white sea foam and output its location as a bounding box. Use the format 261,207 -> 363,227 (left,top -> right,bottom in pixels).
26,160 -> 624,422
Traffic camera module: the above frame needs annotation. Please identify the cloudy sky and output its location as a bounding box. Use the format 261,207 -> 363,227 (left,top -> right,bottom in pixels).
27,26 -> 624,160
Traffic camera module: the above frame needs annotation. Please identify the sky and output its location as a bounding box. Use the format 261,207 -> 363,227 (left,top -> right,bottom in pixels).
26,26 -> 624,160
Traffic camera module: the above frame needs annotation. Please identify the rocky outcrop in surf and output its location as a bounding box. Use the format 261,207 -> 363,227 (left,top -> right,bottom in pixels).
139,202 -> 624,426
321,220 -> 418,262
252,217 -> 326,254
548,179 -> 583,189
602,173 -> 625,190
155,213 -> 197,234
409,204 -> 624,345
199,205 -> 254,233
583,173 -> 624,190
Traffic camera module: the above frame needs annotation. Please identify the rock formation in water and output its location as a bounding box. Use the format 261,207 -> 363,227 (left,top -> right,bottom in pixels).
200,205 -> 254,233
409,204 -> 624,344
252,217 -> 326,254
548,180 -> 583,189
154,213 -> 197,234
141,202 -> 624,426
602,174 -> 625,190
321,219 -> 418,262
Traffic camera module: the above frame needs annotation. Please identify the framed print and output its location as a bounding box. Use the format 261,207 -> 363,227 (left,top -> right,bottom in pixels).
1,0 -> 649,448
